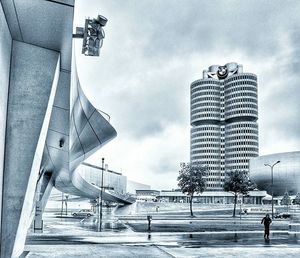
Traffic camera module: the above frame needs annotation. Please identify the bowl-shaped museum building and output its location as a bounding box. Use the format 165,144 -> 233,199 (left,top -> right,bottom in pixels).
249,151 -> 300,196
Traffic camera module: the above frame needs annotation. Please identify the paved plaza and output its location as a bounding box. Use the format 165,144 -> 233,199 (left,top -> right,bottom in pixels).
24,244 -> 300,258
23,204 -> 300,258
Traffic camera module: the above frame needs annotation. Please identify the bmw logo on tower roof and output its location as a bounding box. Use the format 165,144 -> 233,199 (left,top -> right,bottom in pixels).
217,65 -> 228,79
204,63 -> 241,80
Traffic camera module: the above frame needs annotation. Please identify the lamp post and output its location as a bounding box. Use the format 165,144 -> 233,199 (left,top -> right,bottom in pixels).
60,192 -> 64,218
65,195 -> 69,216
264,160 -> 280,219
99,157 -> 104,231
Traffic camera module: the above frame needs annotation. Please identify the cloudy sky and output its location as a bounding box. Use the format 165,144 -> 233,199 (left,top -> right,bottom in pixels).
73,0 -> 300,190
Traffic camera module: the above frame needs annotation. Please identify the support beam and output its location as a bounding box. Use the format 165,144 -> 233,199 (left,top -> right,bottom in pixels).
33,172 -> 54,233
0,0 -> 13,241
0,41 -> 60,258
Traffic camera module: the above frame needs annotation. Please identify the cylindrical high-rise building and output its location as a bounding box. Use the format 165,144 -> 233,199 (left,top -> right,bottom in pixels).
190,63 -> 259,191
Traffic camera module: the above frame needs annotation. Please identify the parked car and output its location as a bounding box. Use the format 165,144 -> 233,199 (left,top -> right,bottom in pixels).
242,207 -> 274,214
72,209 -> 94,217
275,212 -> 291,219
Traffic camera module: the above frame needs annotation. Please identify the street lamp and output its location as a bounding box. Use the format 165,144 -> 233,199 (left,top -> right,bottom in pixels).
65,195 -> 69,216
99,157 -> 104,231
264,160 -> 280,219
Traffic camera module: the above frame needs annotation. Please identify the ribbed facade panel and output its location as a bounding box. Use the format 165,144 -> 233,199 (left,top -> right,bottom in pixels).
191,79 -> 221,125
225,121 -> 259,171
190,63 -> 259,191
224,74 -> 258,121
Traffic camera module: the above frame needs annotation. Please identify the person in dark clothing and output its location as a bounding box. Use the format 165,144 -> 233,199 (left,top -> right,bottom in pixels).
261,213 -> 272,239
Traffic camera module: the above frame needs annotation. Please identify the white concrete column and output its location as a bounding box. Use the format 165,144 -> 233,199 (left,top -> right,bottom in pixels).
0,2 -> 12,240
0,41 -> 60,258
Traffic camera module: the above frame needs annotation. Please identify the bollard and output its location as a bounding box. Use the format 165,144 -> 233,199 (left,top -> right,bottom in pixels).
147,215 -> 152,231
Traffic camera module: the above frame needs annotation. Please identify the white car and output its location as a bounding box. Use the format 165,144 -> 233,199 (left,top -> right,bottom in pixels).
72,209 -> 94,217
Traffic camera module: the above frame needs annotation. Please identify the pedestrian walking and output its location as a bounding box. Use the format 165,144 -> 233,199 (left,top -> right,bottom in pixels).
261,213 -> 272,239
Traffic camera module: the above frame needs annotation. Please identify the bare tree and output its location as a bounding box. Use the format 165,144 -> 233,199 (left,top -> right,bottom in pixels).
224,170 -> 256,217
177,162 -> 207,217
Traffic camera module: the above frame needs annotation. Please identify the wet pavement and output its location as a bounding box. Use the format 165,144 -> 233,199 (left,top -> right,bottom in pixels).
24,205 -> 300,257
24,244 -> 300,258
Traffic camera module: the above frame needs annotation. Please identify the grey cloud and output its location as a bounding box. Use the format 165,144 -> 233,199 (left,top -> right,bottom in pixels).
111,75 -> 190,138
150,158 -> 178,175
286,27 -> 300,73
76,0 -> 300,188
118,0 -> 298,60
80,0 -> 300,141
260,26 -> 300,141
265,78 -> 300,141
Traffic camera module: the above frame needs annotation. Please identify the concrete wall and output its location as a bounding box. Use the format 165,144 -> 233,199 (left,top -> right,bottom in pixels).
78,164 -> 127,194
0,41 -> 60,258
127,180 -> 151,194
0,2 -> 12,241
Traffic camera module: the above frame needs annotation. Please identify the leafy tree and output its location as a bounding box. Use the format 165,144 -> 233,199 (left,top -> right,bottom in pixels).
177,162 -> 207,217
223,170 -> 256,217
293,192 -> 300,205
281,191 -> 291,211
